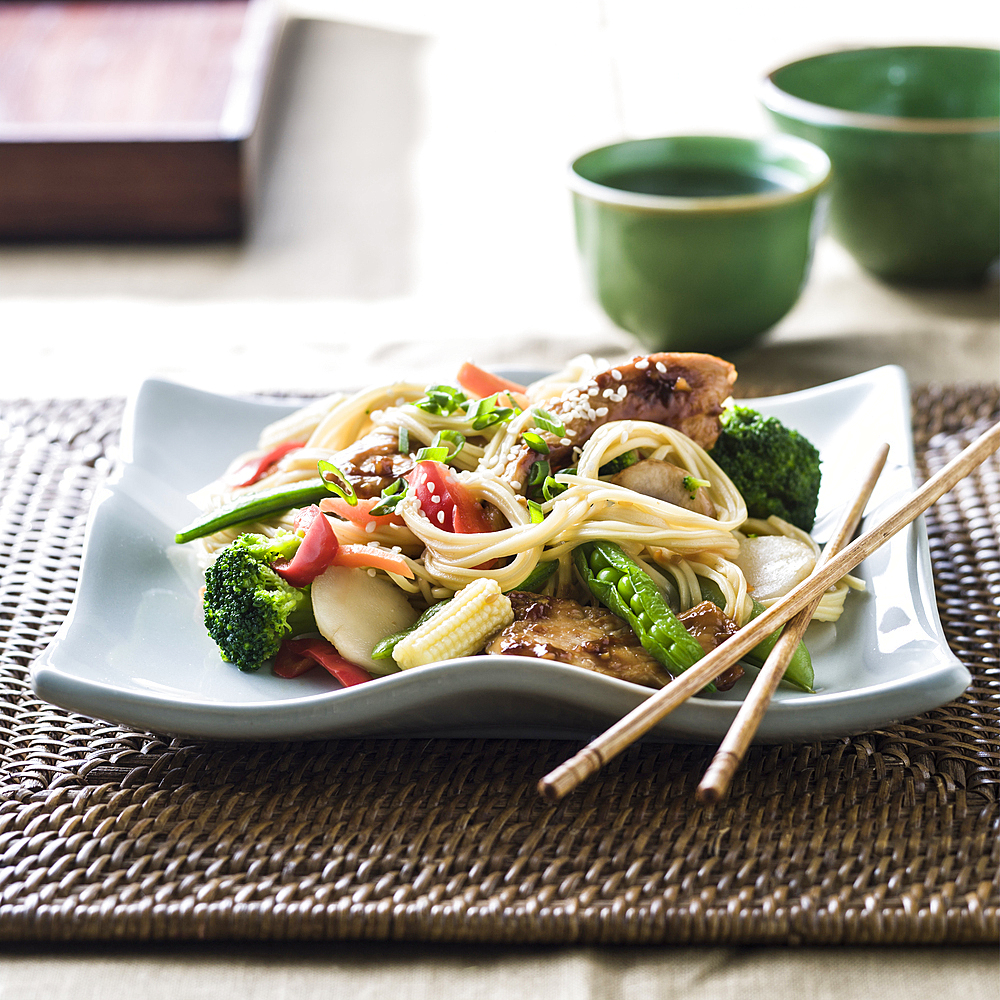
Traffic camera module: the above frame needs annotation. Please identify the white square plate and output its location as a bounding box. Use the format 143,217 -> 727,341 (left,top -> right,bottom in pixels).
31,366 -> 970,742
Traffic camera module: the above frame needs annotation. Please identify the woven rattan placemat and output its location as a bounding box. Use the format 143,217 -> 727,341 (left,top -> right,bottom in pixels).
0,385 -> 996,944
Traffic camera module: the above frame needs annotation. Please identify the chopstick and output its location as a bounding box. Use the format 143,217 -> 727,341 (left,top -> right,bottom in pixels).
538,419 -> 1000,802
695,443 -> 889,805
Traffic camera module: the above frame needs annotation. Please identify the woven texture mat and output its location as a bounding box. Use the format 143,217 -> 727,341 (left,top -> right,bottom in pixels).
0,385 -> 997,945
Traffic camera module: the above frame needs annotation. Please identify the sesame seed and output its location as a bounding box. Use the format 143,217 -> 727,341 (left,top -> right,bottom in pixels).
365,521 -> 376,533
611,369 -> 622,380
620,430 -> 628,444
596,406 -> 608,417
395,397 -> 405,406
602,388 -> 613,398
655,362 -> 667,373
367,568 -> 377,577
427,482 -> 436,493
391,545 -> 402,553
511,480 -> 522,489
588,386 -> 599,396
436,511 -> 445,524
431,494 -> 440,503
560,437 -> 571,446
635,359 -> 649,370
587,408 -> 597,420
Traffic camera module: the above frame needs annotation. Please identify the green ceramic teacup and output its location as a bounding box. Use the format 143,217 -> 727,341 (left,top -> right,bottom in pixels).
570,135 -> 831,353
761,46 -> 1000,286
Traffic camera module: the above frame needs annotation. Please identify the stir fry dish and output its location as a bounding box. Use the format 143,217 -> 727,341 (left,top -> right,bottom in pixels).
175,353 -> 863,694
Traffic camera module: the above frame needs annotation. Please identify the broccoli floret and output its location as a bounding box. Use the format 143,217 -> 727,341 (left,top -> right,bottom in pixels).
710,405 -> 821,531
203,532 -> 316,671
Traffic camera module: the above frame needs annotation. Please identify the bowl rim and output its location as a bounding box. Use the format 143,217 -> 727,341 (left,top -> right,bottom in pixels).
760,45 -> 1000,134
567,133 -> 831,213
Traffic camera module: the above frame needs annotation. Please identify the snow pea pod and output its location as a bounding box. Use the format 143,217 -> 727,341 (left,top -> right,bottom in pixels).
697,579 -> 814,693
175,479 -> 331,544
506,560 -> 558,594
371,600 -> 450,662
573,541 -> 707,680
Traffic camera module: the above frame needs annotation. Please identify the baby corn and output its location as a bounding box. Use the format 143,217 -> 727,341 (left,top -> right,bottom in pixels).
393,578 -> 513,669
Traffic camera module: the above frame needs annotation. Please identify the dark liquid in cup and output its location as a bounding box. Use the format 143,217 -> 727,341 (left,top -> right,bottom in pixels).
599,166 -> 786,198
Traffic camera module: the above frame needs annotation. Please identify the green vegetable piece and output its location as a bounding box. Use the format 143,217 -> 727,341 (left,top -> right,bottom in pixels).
531,407 -> 566,437
371,600 -> 450,660
414,445 -> 450,462
506,559 -> 558,593
318,460 -> 358,506
599,450 -> 639,476
527,500 -> 545,523
432,429 -> 466,461
696,579 -> 814,692
573,541 -> 708,681
415,385 -> 468,416
175,480 -> 332,544
741,598 -> 815,693
523,431 -> 550,454
710,405 -> 821,530
368,477 -> 408,516
202,532 -> 316,672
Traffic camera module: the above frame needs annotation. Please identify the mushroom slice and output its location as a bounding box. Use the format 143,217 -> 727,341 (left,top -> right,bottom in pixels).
609,459 -> 715,517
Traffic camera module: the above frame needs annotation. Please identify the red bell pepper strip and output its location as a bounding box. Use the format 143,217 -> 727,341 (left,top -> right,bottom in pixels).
228,441 -> 305,488
274,637 -> 372,687
411,460 -> 494,534
273,510 -> 339,587
411,460 -> 498,569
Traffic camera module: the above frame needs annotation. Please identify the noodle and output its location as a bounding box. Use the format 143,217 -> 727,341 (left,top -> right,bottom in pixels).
189,359 -> 861,634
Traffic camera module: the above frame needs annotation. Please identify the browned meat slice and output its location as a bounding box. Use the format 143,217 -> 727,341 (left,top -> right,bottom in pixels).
608,458 -> 715,516
486,591 -> 674,689
503,352 -> 736,488
332,429 -> 414,499
677,601 -> 743,690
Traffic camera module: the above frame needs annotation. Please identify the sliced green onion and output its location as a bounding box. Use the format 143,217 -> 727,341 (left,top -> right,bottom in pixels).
433,429 -> 466,461
369,477 -> 408,516
317,460 -> 358,506
527,500 -> 545,524
414,385 -> 468,416
414,446 -> 450,462
469,394 -> 514,431
527,458 -> 550,488
522,431 -> 550,454
532,407 -> 566,437
542,476 -> 568,501
398,426 -> 410,453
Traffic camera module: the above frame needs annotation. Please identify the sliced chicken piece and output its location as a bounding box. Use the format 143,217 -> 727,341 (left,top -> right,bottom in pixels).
331,429 -> 415,499
503,352 -> 736,488
486,592 -> 674,688
608,458 -> 715,517
677,601 -> 744,690
487,591 -> 744,692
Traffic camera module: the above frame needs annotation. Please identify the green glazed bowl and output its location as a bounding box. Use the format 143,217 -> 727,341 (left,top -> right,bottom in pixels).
570,135 -> 831,353
761,46 -> 1000,286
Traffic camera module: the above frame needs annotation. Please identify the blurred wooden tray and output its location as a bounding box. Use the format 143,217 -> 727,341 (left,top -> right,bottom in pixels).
0,0 -> 283,239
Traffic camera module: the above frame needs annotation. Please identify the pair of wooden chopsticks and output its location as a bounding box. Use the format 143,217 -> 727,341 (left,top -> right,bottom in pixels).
538,420 -> 1000,803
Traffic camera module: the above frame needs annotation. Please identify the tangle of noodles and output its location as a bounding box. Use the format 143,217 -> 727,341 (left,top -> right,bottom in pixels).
187,359 -> 861,632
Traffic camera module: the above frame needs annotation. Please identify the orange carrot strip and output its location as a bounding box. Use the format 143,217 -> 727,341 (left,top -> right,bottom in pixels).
330,544 -> 415,579
456,361 -> 528,399
320,495 -> 405,527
